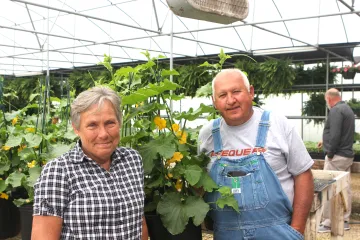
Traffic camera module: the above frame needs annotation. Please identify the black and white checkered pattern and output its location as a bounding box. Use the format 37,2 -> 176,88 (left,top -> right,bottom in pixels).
33,142 -> 145,239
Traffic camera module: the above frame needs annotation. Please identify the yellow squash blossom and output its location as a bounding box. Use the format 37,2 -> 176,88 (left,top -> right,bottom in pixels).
25,127 -> 35,133
154,116 -> 166,130
2,146 -> 11,151
18,144 -> 26,152
175,179 -> 183,192
11,116 -> 18,125
166,152 -> 184,164
177,131 -> 187,144
27,160 -> 36,168
0,193 -> 9,200
171,123 -> 180,132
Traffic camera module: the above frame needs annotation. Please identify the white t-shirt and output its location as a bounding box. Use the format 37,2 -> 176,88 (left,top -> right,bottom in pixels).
198,107 -> 314,205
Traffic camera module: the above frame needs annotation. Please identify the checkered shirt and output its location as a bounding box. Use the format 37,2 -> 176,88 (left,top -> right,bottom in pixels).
33,142 -> 145,239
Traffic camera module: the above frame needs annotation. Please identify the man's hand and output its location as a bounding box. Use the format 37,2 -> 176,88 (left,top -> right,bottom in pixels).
317,141 -> 323,149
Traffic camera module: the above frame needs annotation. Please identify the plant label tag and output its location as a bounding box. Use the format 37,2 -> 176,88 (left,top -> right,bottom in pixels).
232,188 -> 241,194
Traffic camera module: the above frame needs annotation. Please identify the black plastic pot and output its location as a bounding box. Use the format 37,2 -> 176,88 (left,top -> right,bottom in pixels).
145,214 -> 202,240
0,199 -> 21,239
19,204 -> 33,240
342,71 -> 356,79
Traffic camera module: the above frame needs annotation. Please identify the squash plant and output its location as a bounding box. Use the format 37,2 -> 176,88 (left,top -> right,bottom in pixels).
0,76 -> 77,206
95,51 -> 239,235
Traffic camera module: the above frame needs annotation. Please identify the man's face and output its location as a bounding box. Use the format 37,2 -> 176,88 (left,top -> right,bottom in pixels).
212,71 -> 254,126
73,100 -> 120,164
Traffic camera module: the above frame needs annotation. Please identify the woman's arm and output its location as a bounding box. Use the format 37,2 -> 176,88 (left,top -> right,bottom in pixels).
31,215 -> 63,240
142,216 -> 148,240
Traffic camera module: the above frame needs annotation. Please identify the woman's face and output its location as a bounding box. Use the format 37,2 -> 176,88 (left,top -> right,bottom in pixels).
73,100 -> 120,164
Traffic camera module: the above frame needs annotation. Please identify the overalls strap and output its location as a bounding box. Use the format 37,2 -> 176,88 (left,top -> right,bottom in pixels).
212,118 -> 223,153
255,111 -> 271,148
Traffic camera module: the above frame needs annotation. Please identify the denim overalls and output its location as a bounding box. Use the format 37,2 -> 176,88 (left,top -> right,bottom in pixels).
205,111 -> 304,240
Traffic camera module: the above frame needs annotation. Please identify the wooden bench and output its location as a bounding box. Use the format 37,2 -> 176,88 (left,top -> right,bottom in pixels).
304,169 -> 350,240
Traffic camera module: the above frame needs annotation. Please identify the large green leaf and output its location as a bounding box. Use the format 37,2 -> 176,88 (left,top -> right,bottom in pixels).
4,110 -> 21,121
195,82 -> 212,98
161,69 -> 179,77
139,135 -> 175,175
184,165 -> 202,186
6,171 -> 26,188
18,147 -> 36,162
174,103 -> 215,121
146,176 -> 163,188
46,143 -> 72,159
0,179 -> 6,192
0,162 -> 11,174
122,79 -> 181,105
157,192 -> 188,235
194,172 -> 218,192
27,166 -> 42,187
63,130 -> 78,141
123,102 -> 165,124
24,133 -> 42,148
184,196 -> 209,226
122,89 -> 159,105
216,186 -> 240,213
5,135 -> 23,147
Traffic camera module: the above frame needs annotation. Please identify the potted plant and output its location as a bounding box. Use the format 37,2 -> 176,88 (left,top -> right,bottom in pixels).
95,52 -> 239,239
332,65 -> 360,79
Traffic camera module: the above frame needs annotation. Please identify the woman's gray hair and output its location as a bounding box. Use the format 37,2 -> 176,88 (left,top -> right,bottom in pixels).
212,69 -> 250,98
71,86 -> 122,129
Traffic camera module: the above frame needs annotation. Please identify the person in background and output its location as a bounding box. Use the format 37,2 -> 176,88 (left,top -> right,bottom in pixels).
317,88 -> 354,233
32,86 -> 148,240
198,69 -> 314,239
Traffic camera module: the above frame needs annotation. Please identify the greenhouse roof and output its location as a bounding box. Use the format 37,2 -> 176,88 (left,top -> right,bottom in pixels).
1,0 -> 360,76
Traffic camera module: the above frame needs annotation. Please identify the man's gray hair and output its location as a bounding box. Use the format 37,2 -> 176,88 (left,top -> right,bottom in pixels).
212,69 -> 250,98
325,88 -> 341,98
71,86 -> 122,129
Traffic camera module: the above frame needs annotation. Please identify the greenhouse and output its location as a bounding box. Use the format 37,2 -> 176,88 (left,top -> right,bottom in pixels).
1,0 -> 360,239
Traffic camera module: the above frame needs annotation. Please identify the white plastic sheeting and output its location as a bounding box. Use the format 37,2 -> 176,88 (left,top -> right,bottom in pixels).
0,0 -> 359,76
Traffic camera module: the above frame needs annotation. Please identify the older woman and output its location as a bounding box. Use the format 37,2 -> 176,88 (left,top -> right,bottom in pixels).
32,86 -> 148,239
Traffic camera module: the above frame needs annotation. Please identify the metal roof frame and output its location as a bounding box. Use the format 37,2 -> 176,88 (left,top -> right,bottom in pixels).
0,0 -> 359,76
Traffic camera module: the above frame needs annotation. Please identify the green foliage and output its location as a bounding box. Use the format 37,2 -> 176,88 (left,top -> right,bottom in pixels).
174,64 -> 213,97
0,75 -> 77,206
96,51 -> 238,235
294,64 -> 337,85
235,57 -> 296,97
302,93 -> 326,125
347,98 -> 360,117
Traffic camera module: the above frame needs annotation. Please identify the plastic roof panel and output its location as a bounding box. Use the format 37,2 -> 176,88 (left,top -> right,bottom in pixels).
1,0 -> 360,76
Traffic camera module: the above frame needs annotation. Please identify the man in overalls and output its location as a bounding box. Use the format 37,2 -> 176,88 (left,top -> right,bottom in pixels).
198,69 -> 314,239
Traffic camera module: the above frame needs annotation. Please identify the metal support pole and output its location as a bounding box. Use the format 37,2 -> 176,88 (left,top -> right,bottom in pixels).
169,12 -> 173,112
325,53 -> 329,118
301,92 -> 304,139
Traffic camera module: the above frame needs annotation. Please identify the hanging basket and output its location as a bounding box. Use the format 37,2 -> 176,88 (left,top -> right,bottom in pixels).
166,0 -> 249,24
342,71 -> 356,79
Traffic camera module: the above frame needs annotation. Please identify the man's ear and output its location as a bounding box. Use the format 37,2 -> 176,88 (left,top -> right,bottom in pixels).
211,96 -> 217,109
250,85 -> 255,99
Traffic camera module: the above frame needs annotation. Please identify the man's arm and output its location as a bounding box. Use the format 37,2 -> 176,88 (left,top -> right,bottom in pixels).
142,216 -> 148,240
31,215 -> 63,240
291,169 -> 314,234
327,109 -> 342,158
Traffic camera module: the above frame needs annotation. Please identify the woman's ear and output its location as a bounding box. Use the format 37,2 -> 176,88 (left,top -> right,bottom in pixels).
72,123 -> 79,136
